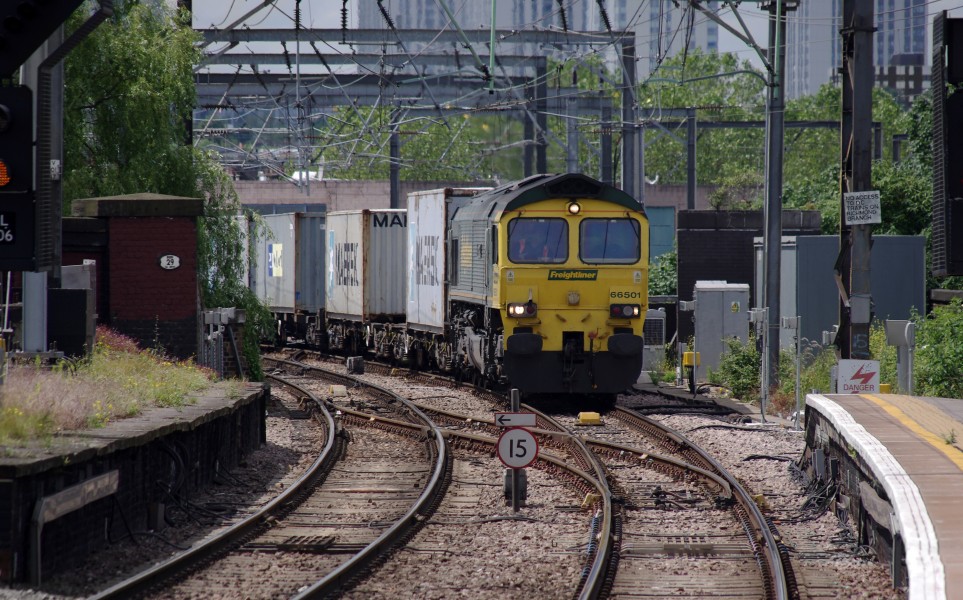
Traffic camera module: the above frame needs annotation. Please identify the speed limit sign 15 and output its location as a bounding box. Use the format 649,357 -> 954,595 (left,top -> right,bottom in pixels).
496,427 -> 539,469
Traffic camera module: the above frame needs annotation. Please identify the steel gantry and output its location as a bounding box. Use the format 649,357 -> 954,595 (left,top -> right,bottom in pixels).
192,28 -> 641,200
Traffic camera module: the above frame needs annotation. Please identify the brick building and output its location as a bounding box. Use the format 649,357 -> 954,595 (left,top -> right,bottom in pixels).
65,194 -> 203,359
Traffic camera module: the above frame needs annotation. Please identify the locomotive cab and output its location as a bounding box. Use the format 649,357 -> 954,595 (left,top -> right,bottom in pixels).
493,176 -> 649,396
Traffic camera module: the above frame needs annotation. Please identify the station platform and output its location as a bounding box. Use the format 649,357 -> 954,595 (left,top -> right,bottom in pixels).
805,392 -> 963,600
0,382 -> 268,585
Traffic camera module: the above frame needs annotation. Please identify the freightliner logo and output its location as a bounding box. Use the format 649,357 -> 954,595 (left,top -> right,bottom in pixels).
548,269 -> 598,281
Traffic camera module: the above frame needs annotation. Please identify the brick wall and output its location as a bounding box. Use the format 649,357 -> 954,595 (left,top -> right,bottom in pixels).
70,194 -> 203,360
107,218 -> 199,358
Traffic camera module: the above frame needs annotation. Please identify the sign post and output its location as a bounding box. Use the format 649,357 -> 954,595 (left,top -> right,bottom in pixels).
843,190 -> 882,226
497,389 -> 539,511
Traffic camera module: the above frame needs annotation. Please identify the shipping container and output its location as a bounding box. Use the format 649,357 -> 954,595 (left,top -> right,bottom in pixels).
252,212 -> 326,315
326,209 -> 407,321
406,188 -> 487,333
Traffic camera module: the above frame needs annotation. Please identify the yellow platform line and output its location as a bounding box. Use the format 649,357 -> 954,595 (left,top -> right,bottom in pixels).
862,394 -> 963,471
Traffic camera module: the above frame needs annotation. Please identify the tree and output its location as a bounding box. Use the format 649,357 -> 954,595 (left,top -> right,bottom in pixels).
782,83 -> 907,188
64,3 -> 198,201
708,170 -> 764,211
63,2 -> 272,377
636,50 -> 768,187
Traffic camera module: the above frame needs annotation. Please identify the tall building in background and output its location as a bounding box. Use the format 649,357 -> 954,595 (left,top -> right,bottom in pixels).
786,0 -> 927,102
357,0 -> 930,102
635,0 -> 719,78
785,1 -> 837,99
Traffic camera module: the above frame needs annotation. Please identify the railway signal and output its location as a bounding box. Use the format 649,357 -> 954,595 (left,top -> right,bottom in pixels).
0,86 -> 36,270
0,86 -> 33,193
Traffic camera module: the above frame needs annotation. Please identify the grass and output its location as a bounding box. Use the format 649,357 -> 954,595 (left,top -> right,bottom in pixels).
0,326 -> 217,446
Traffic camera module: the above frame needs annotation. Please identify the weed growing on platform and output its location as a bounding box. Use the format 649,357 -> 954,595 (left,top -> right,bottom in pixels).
0,327 -> 215,445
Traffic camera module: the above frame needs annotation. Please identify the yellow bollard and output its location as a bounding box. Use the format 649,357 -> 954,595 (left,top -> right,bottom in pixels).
879,383 -> 892,394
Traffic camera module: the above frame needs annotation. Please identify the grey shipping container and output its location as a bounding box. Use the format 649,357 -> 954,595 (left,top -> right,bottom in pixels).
252,212 -> 326,315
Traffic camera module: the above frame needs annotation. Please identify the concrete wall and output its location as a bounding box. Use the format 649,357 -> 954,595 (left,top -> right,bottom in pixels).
234,179 -> 717,212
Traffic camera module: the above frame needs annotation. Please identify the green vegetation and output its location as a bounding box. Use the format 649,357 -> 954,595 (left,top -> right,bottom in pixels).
63,3 -> 273,378
914,300 -> 963,399
649,248 -> 677,295
713,335 -> 763,401
0,327 -> 216,446
710,301 -> 963,413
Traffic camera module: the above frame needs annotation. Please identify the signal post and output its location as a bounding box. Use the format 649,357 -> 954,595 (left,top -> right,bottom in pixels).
0,86 -> 37,271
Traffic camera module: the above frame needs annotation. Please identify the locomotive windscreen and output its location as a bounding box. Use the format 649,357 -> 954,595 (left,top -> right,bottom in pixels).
579,218 -> 640,263
508,218 -> 568,263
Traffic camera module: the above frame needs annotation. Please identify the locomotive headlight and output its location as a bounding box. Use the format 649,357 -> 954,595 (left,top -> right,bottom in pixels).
610,303 -> 641,318
508,301 -> 538,318
567,201 -> 581,215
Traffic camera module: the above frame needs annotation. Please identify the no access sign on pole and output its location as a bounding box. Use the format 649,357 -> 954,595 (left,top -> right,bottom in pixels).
843,190 -> 881,225
497,427 -> 539,469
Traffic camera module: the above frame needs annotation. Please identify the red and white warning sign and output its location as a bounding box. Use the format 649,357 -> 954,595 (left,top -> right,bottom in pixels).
838,359 -> 880,394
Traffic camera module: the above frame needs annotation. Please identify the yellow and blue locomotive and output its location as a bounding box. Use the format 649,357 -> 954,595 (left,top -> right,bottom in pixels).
437,173 -> 649,399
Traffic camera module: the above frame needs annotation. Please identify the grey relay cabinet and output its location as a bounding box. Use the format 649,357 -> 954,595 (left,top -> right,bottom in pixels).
692,281 -> 750,373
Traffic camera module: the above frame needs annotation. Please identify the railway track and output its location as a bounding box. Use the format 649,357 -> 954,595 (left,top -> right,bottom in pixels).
20,348 -> 894,599
280,354 -> 616,600
595,408 -> 793,599
90,358 -> 449,600
304,352 -> 793,599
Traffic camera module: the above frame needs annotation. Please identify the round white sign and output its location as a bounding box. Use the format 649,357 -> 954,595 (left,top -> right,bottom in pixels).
159,254 -> 181,270
497,427 -> 539,469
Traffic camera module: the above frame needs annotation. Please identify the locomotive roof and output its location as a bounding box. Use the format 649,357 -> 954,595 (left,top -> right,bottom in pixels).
469,173 -> 642,217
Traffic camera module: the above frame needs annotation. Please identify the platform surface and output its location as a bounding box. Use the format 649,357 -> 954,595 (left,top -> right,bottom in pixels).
807,393 -> 963,600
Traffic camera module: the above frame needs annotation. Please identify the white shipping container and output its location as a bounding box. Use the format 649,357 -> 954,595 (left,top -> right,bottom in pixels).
326,209 -> 407,320
406,188 -> 487,332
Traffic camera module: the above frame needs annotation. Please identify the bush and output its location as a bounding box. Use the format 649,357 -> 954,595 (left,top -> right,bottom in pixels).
915,299 -> 963,398
717,334 -> 761,402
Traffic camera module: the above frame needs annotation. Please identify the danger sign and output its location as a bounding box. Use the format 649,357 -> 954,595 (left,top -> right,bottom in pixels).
838,359 -> 880,394
843,191 -> 881,225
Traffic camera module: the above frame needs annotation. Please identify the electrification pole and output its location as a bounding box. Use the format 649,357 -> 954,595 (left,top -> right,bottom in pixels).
762,0 -> 791,389
836,0 -> 874,360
